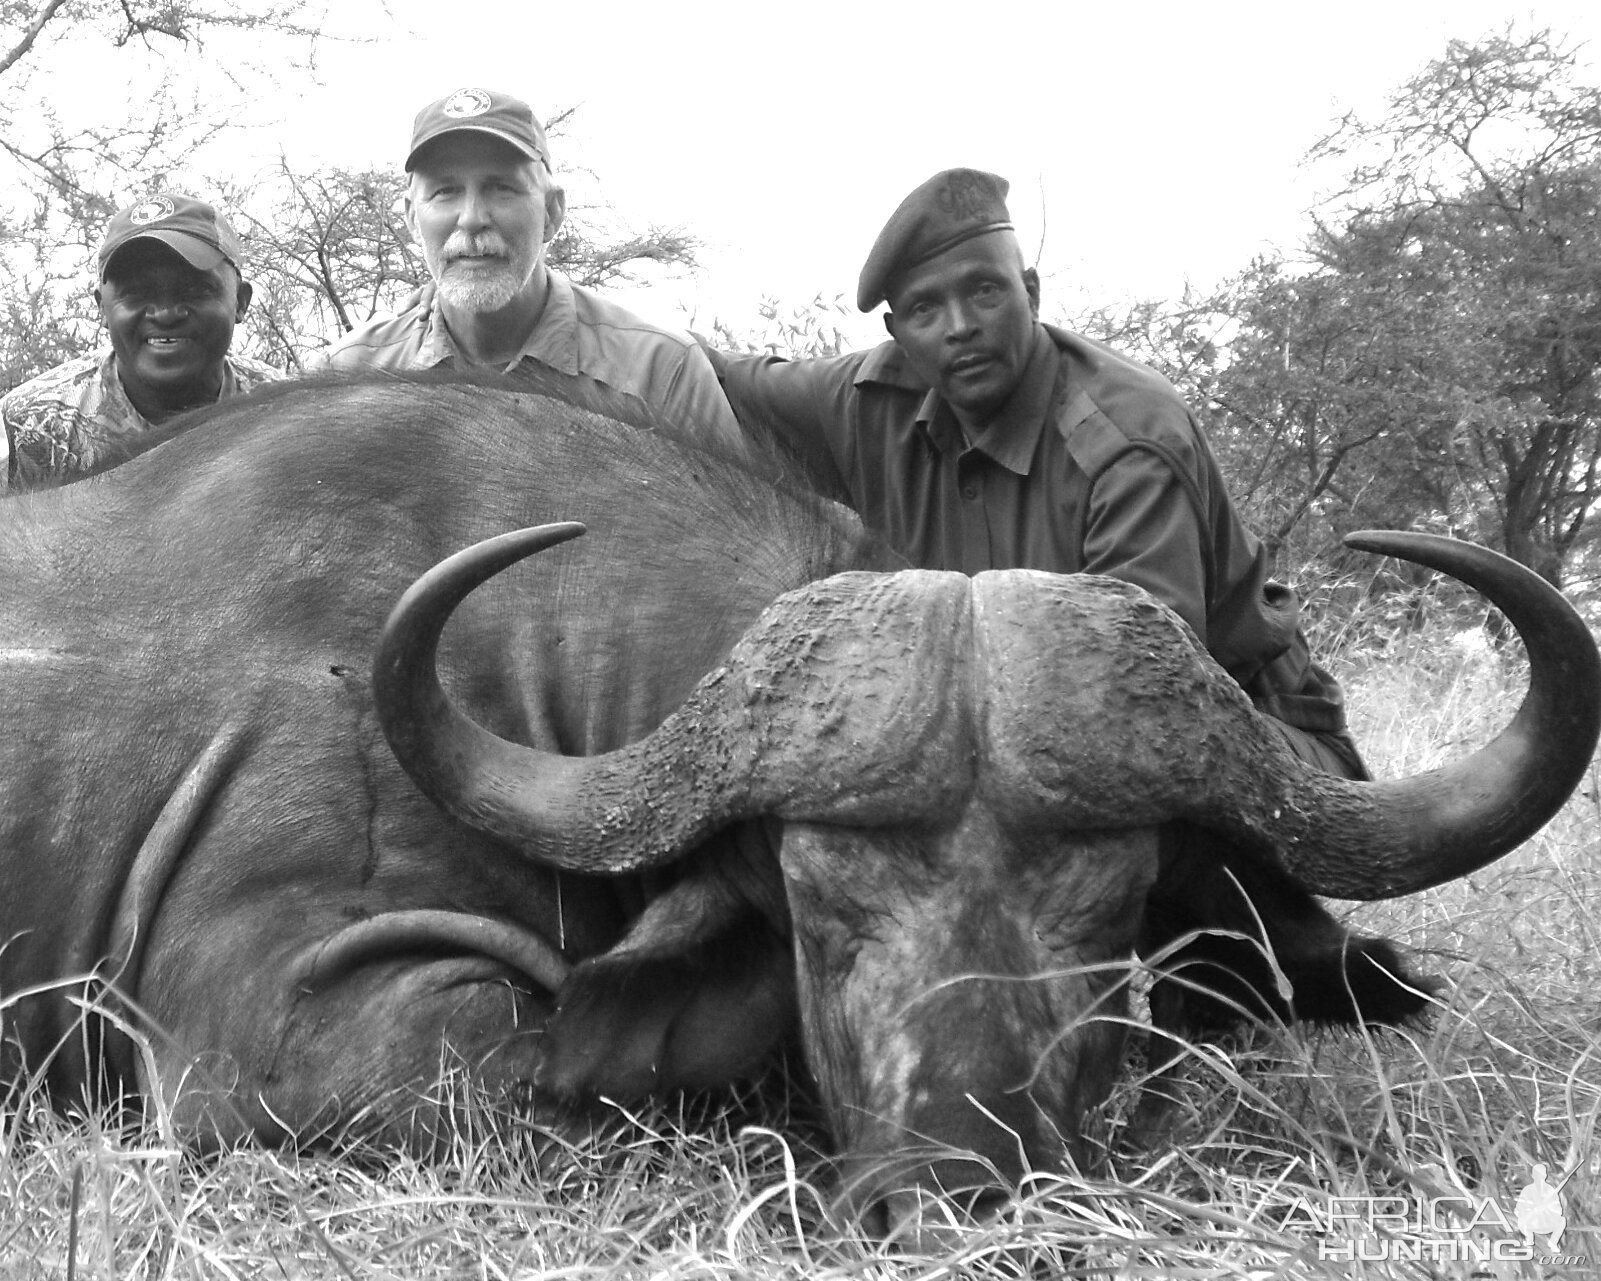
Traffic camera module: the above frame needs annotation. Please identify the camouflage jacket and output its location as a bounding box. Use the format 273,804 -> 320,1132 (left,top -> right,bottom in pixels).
1,349 -> 281,492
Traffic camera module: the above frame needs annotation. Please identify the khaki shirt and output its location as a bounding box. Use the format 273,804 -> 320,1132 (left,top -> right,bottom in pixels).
715,324 -> 1358,753
319,274 -> 745,458
1,349 -> 281,493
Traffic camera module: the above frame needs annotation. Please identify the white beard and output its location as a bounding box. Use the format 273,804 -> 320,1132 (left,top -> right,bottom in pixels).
426,230 -> 540,314
435,266 -> 525,313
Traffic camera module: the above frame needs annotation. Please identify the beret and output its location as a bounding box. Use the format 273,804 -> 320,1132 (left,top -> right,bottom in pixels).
857,169 -> 1013,312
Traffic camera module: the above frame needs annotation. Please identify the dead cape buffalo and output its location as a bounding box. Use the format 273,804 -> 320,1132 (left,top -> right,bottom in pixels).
3,369 -> 1598,1229
376,518 -> 1599,1231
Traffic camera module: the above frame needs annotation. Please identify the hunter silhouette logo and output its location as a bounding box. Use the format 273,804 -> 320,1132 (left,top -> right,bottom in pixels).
1514,1164 -> 1567,1251
1286,1155 -> 1591,1264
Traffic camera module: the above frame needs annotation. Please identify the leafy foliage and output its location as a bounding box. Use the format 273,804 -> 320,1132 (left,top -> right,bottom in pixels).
5,14 -> 1601,599
711,292 -> 856,360
1195,29 -> 1601,586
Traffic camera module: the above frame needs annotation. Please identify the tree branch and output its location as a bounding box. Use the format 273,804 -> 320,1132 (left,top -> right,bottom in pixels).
0,0 -> 72,80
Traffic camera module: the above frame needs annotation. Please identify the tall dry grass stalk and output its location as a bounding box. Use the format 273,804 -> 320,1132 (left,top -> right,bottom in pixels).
4,619 -> 1598,1279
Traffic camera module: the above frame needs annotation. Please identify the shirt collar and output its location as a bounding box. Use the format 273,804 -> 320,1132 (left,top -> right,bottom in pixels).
416,283 -> 453,366
524,273 -> 578,372
915,325 -> 1058,474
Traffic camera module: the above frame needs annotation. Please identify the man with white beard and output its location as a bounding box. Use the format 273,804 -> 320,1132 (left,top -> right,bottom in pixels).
320,88 -> 741,451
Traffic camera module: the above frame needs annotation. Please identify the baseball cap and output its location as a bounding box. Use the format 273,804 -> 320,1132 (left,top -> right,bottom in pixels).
406,87 -> 550,171
98,193 -> 244,281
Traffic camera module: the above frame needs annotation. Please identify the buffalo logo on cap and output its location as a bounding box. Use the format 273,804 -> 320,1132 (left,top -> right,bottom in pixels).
129,196 -> 176,225
442,88 -> 492,118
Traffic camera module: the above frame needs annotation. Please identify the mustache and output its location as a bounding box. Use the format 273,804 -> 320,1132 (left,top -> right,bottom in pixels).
440,231 -> 510,262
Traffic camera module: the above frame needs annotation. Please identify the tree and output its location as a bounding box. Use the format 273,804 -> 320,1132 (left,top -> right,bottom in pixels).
1201,254 -> 1474,563
0,2 -> 361,387
1,3 -> 333,201
233,116 -> 708,369
1068,288 -> 1230,416
227,162 -> 420,370
0,10 -> 708,376
1205,29 -> 1601,586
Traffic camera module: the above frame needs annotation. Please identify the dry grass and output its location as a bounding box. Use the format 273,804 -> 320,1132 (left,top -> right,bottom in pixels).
3,625 -> 1599,1280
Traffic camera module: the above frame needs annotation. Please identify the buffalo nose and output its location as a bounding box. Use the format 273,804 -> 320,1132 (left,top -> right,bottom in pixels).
875,1176 -> 1014,1252
838,1150 -> 1015,1247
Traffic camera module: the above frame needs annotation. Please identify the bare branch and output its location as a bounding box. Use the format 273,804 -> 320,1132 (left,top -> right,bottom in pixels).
0,0 -> 70,80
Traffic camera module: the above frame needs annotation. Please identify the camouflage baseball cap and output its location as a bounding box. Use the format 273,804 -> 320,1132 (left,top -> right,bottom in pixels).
406,87 -> 550,171
857,169 -> 1014,312
98,193 -> 244,280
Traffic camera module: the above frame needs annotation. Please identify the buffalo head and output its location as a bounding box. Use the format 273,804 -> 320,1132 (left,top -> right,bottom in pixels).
374,526 -> 1599,1236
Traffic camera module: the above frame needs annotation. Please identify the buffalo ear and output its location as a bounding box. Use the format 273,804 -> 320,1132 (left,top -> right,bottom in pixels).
537,910 -> 796,1097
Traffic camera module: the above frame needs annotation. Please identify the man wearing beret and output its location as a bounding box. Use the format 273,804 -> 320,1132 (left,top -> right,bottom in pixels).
709,169 -> 1402,1038
1,193 -> 278,493
320,87 -> 743,455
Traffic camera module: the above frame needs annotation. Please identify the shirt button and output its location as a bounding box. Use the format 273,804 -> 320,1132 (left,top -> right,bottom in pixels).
962,485 -> 979,501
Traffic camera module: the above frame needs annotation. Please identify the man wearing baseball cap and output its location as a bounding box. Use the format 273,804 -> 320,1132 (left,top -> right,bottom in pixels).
1,192 -> 279,492
320,87 -> 743,455
705,169 -> 1410,1041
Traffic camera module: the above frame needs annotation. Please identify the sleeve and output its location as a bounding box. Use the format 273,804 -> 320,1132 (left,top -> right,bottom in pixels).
313,342 -> 369,374
0,397 -> 56,493
712,352 -> 855,496
1079,446 -> 1210,642
660,344 -> 755,464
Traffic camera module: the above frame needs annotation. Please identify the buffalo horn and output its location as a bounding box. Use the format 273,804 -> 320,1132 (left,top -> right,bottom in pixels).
1219,530 -> 1600,898
374,523 -> 763,872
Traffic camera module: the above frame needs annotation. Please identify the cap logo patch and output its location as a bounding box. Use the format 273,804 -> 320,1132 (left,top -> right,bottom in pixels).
937,171 -> 995,223
443,88 -> 492,118
129,196 -> 176,225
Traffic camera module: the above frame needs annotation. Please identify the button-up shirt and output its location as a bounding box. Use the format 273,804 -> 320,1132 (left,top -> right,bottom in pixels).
319,274 -> 745,459
714,323 -> 1356,748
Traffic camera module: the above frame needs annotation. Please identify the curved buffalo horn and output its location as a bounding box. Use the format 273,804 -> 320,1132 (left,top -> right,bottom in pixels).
1226,529 -> 1600,898
374,522 -> 765,871
379,524 -> 1600,894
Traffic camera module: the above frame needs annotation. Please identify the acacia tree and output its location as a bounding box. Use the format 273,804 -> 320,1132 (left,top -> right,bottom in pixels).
0,1 -> 362,387
233,134 -> 708,370
0,2 -> 341,209
1069,289 -> 1230,416
1201,253 -> 1478,563
227,162 -> 421,368
1,9 -> 707,376
1206,28 -> 1601,586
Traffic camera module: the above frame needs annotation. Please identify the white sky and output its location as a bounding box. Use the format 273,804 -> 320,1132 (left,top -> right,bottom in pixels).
40,0 -> 1601,346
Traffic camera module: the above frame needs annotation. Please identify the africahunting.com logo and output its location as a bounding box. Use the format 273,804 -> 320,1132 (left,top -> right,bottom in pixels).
1284,1162 -> 1589,1265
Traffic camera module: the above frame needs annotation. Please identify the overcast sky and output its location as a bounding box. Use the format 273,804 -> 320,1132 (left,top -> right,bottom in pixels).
55,0 -> 1601,346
